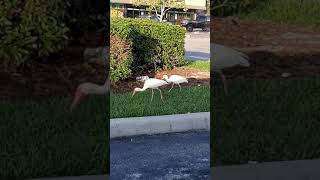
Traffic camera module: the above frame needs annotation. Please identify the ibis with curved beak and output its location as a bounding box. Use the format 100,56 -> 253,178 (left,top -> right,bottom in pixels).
132,78 -> 168,102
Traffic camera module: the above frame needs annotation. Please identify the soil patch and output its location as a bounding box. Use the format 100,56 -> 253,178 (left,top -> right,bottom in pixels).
0,31 -> 106,103
212,17 -> 320,80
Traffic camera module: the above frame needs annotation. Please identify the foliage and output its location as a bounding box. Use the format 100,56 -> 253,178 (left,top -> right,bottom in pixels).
0,0 -> 69,66
132,0 -> 186,22
68,0 -> 108,32
211,0 -> 265,16
110,34 -> 133,83
244,0 -> 320,26
111,18 -> 186,74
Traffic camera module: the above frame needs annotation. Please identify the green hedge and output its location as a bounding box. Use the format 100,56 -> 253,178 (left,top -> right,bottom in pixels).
0,0 -> 69,66
110,18 -> 186,73
110,34 -> 133,82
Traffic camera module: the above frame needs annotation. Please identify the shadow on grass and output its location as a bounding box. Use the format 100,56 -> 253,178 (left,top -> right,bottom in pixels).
0,95 -> 109,178
211,51 -> 320,167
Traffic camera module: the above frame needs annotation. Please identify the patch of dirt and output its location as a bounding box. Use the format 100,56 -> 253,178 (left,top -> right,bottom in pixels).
0,31 -> 107,103
111,67 -> 210,93
212,17 -> 320,49
212,17 -> 320,80
0,62 -> 107,103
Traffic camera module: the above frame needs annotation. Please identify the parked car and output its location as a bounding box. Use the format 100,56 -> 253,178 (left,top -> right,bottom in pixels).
181,15 -> 210,32
136,15 -> 173,25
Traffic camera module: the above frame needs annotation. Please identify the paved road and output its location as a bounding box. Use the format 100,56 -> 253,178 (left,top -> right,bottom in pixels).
110,131 -> 210,180
185,31 -> 210,61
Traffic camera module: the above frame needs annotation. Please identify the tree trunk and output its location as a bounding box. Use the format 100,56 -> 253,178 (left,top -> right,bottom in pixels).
159,5 -> 165,22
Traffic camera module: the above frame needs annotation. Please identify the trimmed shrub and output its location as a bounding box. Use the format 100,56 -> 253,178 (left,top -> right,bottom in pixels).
110,34 -> 133,83
0,0 -> 69,66
111,18 -> 186,73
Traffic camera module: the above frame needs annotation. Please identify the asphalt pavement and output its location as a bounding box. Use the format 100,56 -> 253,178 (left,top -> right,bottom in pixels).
110,130 -> 210,180
185,31 -> 210,61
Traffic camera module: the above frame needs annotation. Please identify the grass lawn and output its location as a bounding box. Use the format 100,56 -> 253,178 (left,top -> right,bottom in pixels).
211,78 -> 320,166
240,0 -> 320,26
184,60 -> 210,72
0,96 -> 109,179
111,85 -> 210,118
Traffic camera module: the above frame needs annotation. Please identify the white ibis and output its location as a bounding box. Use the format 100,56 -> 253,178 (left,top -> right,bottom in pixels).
136,76 -> 150,82
211,43 -> 250,94
69,79 -> 109,112
162,75 -> 188,92
132,78 -> 168,102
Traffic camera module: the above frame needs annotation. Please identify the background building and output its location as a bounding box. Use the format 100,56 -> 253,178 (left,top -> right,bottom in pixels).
110,0 -> 207,24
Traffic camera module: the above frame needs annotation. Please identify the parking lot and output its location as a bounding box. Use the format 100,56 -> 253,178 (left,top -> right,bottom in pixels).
110,131 -> 210,180
185,31 -> 210,61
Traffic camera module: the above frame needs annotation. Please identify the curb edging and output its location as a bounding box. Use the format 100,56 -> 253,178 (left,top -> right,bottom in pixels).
110,112 -> 210,138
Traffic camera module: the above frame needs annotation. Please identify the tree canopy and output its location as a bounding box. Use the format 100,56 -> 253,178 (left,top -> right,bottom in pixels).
132,0 -> 186,21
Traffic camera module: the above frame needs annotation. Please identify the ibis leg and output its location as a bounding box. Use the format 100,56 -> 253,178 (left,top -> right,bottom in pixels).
178,84 -> 181,92
158,88 -> 164,102
218,70 -> 228,95
169,83 -> 174,92
69,89 -> 86,113
151,89 -> 154,101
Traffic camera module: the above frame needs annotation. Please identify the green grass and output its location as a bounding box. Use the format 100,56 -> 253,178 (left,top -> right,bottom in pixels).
0,96 -> 109,179
183,60 -> 210,72
111,85 -> 210,118
240,0 -> 320,26
211,78 -> 320,166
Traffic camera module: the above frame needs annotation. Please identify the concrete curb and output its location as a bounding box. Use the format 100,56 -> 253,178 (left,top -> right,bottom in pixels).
211,159 -> 320,180
110,112 -> 210,138
26,175 -> 109,180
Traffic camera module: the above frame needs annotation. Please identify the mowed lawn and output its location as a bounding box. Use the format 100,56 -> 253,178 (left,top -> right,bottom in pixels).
0,96 -> 109,178
242,0 -> 320,26
111,85 -> 210,118
184,60 -> 210,72
211,78 -> 320,166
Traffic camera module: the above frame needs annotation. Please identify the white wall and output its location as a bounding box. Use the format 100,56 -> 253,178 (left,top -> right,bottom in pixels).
185,0 -> 206,9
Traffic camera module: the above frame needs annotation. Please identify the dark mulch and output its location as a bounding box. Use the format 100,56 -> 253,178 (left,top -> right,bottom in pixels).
212,17 -> 320,80
111,67 -> 210,94
0,31 -> 107,103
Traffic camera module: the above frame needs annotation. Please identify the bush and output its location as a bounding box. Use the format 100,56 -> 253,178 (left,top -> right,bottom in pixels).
0,0 -> 69,66
110,34 -> 133,83
211,0 -> 266,16
111,18 -> 186,73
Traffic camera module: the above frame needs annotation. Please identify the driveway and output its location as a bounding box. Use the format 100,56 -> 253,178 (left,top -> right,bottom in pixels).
185,31 -> 210,61
110,130 -> 210,180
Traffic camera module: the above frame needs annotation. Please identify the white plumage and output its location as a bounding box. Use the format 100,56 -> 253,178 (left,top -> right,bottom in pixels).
132,78 -> 168,101
211,43 -> 250,94
77,82 -> 108,95
69,80 -> 109,112
136,76 -> 150,82
162,75 -> 188,92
